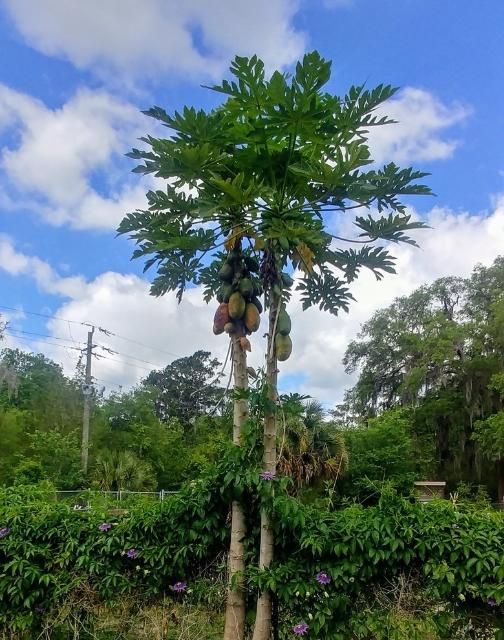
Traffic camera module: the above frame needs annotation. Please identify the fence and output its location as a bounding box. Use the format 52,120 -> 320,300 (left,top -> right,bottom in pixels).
52,489 -> 179,510
56,489 -> 178,501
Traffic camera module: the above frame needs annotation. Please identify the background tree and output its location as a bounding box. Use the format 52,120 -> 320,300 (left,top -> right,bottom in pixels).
343,255 -> 504,497
144,350 -> 223,425
119,51 -> 432,639
338,409 -> 425,502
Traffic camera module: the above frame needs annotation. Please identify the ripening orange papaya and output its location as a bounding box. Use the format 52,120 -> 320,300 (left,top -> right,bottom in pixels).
244,303 -> 261,333
214,303 -> 230,333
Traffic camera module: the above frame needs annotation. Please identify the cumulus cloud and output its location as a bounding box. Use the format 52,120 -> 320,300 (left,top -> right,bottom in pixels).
0,79 -> 469,232
0,234 -> 86,297
369,87 -> 470,164
2,0 -> 305,83
0,84 -> 149,229
2,200 -> 504,400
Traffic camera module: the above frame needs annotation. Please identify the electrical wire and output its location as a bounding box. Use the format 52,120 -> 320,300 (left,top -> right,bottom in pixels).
5,327 -> 86,345
4,331 -> 83,352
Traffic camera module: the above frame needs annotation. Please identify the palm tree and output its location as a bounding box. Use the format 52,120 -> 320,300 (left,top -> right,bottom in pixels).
92,451 -> 156,491
277,397 -> 348,491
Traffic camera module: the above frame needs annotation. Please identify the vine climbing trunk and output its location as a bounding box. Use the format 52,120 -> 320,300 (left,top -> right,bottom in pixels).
223,336 -> 249,640
252,299 -> 279,640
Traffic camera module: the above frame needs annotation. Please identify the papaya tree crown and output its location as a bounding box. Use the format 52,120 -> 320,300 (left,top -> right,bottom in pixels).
118,50 -> 432,314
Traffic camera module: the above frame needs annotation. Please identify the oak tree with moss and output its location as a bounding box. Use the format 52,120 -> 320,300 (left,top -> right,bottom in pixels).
118,51 -> 431,640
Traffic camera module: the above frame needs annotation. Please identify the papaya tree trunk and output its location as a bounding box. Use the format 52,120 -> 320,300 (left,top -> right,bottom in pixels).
252,300 -> 279,640
223,337 -> 249,640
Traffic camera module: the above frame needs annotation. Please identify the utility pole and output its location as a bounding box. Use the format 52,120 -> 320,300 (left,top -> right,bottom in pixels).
81,326 -> 95,475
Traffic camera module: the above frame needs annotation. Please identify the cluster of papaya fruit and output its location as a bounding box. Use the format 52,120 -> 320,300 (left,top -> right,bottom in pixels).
275,305 -> 292,361
213,251 -> 263,339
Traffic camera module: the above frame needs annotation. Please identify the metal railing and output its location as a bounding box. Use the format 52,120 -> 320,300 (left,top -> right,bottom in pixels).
54,489 -> 179,505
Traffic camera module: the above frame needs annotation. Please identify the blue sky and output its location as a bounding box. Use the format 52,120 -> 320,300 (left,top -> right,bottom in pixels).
0,0 -> 503,400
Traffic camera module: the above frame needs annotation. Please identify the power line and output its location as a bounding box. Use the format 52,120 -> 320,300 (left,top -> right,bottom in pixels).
6,327 -> 86,345
101,329 -> 182,360
0,304 -> 183,360
0,304 -> 91,327
4,331 -> 83,353
94,352 -> 154,373
96,344 -> 162,369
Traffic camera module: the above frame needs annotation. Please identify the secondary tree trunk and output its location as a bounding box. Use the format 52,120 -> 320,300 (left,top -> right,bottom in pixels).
252,300 -> 279,640
223,337 -> 249,640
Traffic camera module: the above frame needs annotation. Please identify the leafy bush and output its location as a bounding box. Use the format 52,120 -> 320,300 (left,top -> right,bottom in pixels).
339,410 -> 424,501
0,465 -> 502,637
262,488 -> 503,638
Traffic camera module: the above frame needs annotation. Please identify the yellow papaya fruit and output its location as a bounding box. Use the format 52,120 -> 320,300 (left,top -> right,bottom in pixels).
214,303 -> 230,333
275,334 -> 292,361
228,292 -> 246,319
244,303 -> 261,333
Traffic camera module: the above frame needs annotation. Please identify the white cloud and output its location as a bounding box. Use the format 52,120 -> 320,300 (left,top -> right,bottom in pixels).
2,200 -> 504,400
0,82 -> 469,233
0,234 -> 86,297
0,84 -> 149,229
369,87 -> 470,164
2,0 -> 305,83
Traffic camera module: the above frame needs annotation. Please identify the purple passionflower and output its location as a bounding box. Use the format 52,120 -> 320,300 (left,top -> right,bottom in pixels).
35,605 -> 45,614
260,470 -> 276,481
487,597 -> 497,608
293,621 -> 309,635
98,523 -> 112,532
316,571 -> 331,585
126,548 -> 139,559
172,581 -> 187,593
0,527 -> 11,538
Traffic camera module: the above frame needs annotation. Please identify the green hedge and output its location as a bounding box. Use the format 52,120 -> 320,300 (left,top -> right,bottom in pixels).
0,482 -> 503,637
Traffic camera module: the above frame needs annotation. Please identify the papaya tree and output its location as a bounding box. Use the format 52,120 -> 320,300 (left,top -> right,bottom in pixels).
118,51 -> 432,639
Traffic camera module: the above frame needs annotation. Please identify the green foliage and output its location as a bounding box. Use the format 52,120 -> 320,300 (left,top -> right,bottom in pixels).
342,256 -> 504,498
339,410 -> 423,501
119,51 -> 431,316
0,348 -> 231,491
0,476 -> 230,632
1,471 -> 502,637
143,350 -> 223,425
263,489 -> 503,638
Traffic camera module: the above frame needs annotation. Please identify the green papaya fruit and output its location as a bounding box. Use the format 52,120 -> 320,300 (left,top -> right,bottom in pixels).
253,280 -> 263,296
219,263 -> 234,282
228,292 -> 246,319
277,308 -> 291,336
224,322 -> 235,334
220,283 -> 234,302
275,334 -> 292,361
239,278 -> 254,299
